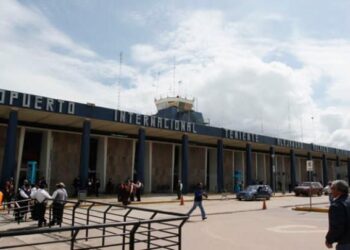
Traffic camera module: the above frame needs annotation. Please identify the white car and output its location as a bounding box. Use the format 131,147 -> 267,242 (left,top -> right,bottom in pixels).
323,185 -> 331,195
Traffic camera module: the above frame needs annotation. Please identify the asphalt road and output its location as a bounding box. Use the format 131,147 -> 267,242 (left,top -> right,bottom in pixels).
0,195 -> 330,250
145,195 -> 330,250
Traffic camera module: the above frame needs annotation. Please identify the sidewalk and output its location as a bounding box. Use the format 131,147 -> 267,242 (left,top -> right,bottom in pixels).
64,192 -> 295,206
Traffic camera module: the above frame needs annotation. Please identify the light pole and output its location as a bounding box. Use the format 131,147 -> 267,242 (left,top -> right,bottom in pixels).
272,154 -> 276,196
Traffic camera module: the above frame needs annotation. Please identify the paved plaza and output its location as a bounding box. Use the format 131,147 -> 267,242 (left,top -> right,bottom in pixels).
0,194 -> 330,249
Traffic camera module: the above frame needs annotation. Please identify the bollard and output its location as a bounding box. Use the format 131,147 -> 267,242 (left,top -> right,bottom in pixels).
180,195 -> 184,206
262,199 -> 267,210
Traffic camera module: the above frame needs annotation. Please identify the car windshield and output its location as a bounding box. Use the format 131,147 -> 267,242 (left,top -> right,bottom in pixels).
300,182 -> 312,186
246,186 -> 258,191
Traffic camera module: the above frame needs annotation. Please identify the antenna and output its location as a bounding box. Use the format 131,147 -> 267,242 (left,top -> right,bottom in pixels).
172,57 -> 176,96
299,115 -> 304,142
117,52 -> 123,109
287,99 -> 292,139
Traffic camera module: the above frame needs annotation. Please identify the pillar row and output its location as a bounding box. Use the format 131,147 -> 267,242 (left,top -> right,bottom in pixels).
79,119 -> 91,190
135,128 -> 145,183
181,134 -> 189,193
217,139 -> 224,192
0,110 -> 18,188
245,144 -> 252,187
322,154 -> 328,186
290,150 -> 296,188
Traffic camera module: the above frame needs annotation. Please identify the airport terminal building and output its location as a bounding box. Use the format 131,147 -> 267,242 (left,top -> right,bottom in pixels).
0,88 -> 349,195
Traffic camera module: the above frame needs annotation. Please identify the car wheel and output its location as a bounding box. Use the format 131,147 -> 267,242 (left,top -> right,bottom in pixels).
238,197 -> 242,201
266,196 -> 270,200
317,191 -> 322,196
295,192 -> 299,196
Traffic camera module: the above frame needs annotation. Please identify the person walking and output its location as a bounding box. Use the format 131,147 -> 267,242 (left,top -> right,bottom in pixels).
135,180 -> 143,202
177,180 -> 183,200
50,182 -> 68,226
15,180 -> 31,222
72,177 -> 80,197
325,180 -> 350,250
187,182 -> 207,220
31,183 -> 51,227
95,178 -> 100,197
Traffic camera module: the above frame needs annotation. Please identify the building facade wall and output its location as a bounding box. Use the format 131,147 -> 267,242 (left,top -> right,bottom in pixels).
256,153 -> 265,184
106,138 -> 133,187
189,146 -> 206,191
283,157 -> 291,192
0,126 -> 6,178
223,150 -> 233,192
50,132 -> 81,194
252,153 -> 257,183
234,151 -> 245,188
327,160 -> 335,181
151,142 -> 172,192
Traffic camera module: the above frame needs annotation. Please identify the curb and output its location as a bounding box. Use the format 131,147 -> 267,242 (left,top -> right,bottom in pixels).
292,206 -> 329,213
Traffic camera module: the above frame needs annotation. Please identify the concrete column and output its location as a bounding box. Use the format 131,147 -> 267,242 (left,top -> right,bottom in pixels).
181,134 -> 189,193
307,152 -> 312,181
245,144 -> 252,186
171,144 -> 175,193
79,120 -> 91,190
269,147 -> 275,190
322,154 -> 328,186
290,150 -> 296,189
1,110 -> 18,188
15,127 -> 25,190
336,156 -> 340,179
204,147 -> 208,187
347,159 -> 350,184
40,131 -> 52,192
96,136 -> 107,193
135,128 -> 145,183
217,139 -> 224,192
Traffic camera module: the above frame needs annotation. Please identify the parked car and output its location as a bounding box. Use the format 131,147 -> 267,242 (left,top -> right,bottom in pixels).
236,185 -> 272,201
294,182 -> 323,196
323,185 -> 331,195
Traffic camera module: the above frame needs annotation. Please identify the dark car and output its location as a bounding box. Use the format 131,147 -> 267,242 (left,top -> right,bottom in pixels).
294,182 -> 323,196
236,185 -> 272,201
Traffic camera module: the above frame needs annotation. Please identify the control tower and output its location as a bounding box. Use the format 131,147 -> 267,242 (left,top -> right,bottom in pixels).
154,96 -> 207,125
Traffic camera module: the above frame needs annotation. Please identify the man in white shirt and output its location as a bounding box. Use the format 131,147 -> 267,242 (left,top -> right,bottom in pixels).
50,182 -> 68,226
31,183 -> 51,227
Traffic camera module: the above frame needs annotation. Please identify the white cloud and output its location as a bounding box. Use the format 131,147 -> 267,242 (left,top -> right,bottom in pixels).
1,2 -> 350,150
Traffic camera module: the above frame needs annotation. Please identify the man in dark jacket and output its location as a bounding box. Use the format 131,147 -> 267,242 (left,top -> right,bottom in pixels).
187,182 -> 207,220
325,180 -> 350,250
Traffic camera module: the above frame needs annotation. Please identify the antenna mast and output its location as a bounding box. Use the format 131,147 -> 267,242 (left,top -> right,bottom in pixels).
172,57 -> 176,96
117,52 -> 123,109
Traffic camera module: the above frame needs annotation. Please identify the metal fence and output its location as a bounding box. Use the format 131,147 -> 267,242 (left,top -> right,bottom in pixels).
0,199 -> 188,249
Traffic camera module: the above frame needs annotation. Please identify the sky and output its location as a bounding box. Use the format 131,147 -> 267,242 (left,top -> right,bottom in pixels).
1,0 -> 350,149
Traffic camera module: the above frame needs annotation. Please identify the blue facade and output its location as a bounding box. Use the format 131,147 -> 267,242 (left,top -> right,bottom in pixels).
0,88 -> 350,193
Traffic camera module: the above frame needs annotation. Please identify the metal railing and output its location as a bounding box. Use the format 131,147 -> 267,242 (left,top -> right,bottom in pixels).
0,199 -> 188,249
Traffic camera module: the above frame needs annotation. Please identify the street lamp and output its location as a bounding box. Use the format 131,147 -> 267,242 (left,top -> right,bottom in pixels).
271,154 -> 276,196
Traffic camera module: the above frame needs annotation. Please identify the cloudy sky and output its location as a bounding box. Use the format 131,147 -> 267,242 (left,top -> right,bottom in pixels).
1,0 -> 350,149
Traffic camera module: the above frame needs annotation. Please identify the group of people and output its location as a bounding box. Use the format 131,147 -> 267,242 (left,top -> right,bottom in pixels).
72,177 -> 101,197
117,179 -> 143,205
3,178 -> 68,228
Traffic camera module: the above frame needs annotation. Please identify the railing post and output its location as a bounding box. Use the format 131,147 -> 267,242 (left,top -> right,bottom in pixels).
147,212 -> 157,249
129,222 -> 140,250
122,208 -> 132,250
102,205 -> 112,246
178,217 -> 188,250
71,229 -> 80,250
48,202 -> 52,228
71,201 -> 80,238
85,202 -> 95,241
